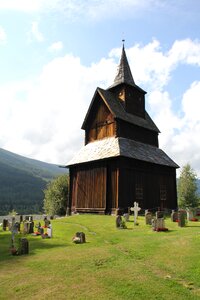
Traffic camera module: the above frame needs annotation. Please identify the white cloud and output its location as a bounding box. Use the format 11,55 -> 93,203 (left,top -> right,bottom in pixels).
0,0 -> 60,12
0,26 -> 7,44
48,41 -> 63,53
1,38 -> 200,176
29,21 -> 44,42
0,54 -> 115,164
0,0 -> 170,20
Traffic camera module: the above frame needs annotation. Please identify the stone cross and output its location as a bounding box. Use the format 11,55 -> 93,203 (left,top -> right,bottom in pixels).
131,202 -> 141,225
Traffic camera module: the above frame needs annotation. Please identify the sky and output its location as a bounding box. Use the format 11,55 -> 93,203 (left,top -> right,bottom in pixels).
0,0 -> 200,176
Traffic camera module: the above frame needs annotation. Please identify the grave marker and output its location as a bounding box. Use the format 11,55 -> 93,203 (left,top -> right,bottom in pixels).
145,211 -> 153,225
130,202 -> 141,226
171,210 -> 178,222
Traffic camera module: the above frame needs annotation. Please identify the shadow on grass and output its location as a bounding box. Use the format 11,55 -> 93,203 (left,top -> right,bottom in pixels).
0,233 -> 71,263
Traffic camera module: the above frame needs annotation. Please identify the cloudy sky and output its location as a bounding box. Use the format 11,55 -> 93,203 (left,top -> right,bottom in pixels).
0,0 -> 200,176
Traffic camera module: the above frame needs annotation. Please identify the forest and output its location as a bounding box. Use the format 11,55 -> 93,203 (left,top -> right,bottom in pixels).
0,148 -> 67,215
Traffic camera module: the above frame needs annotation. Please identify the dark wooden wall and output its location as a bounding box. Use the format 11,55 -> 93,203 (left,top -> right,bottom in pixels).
69,158 -> 177,214
118,158 -> 177,211
117,119 -> 159,147
110,84 -> 145,118
125,85 -> 145,118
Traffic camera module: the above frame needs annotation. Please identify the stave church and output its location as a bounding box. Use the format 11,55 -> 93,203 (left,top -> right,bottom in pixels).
66,43 -> 179,214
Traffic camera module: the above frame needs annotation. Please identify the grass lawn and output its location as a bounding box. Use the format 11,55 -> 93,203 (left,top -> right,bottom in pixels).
0,215 -> 200,300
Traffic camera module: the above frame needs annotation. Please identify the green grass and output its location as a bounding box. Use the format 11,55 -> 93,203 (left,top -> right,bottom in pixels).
1,215 -> 200,299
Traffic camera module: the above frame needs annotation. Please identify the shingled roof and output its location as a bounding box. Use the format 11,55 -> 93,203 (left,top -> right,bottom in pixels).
108,44 -> 146,94
82,87 -> 159,132
67,137 -> 179,168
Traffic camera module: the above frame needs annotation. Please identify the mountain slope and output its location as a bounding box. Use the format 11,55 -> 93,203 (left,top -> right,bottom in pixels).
0,148 -> 68,215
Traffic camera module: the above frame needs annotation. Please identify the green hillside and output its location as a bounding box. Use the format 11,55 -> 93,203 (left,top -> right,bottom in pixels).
0,148 -> 68,215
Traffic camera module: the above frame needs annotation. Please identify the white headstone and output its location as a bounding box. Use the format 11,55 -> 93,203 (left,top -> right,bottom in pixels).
47,226 -> 53,238
130,202 -> 141,225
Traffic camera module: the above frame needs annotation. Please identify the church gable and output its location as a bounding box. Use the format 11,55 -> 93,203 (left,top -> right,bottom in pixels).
84,92 -> 115,144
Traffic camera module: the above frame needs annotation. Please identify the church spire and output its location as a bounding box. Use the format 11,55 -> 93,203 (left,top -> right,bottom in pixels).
110,41 -> 135,89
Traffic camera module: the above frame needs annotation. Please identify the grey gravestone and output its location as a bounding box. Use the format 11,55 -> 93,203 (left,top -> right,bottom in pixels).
171,210 -> 178,222
156,211 -> 164,219
23,221 -> 34,234
186,208 -> 195,221
145,212 -> 153,225
18,238 -> 29,255
29,221 -> 34,233
74,232 -> 86,243
116,215 -> 122,228
3,219 -> 8,231
23,222 -> 29,234
123,213 -> 130,222
152,218 -> 165,231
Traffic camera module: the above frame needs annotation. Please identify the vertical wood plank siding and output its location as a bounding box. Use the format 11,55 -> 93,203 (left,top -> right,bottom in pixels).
70,158 -> 177,214
73,166 -> 107,211
86,97 -> 115,144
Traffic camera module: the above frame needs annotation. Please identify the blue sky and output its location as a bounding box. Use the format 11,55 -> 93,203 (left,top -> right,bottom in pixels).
0,0 -> 200,175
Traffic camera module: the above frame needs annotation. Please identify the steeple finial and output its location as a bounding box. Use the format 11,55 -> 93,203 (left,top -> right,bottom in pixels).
109,42 -> 135,89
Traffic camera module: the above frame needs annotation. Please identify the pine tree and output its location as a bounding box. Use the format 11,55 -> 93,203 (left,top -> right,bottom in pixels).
178,164 -> 199,208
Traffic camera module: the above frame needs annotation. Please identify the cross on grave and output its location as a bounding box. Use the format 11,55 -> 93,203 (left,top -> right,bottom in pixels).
130,202 -> 141,225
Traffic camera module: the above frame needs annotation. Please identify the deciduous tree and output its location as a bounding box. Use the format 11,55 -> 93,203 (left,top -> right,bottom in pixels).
43,174 -> 69,216
178,164 -> 199,208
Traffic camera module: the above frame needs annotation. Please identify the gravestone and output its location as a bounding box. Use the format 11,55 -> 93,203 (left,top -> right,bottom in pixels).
29,221 -> 34,233
116,215 -> 122,228
23,221 -> 34,234
156,211 -> 164,219
18,238 -> 29,255
152,218 -> 166,231
23,222 -> 30,234
130,202 -> 141,226
73,232 -> 86,244
145,211 -> 153,225
47,227 -> 53,238
3,219 -> 8,231
123,213 -> 130,222
171,210 -> 178,222
186,208 -> 195,221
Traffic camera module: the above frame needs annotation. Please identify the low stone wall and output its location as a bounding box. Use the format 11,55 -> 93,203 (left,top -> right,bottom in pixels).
0,215 -> 56,223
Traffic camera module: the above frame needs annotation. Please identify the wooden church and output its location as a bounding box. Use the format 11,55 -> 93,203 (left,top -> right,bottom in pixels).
66,44 -> 179,214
